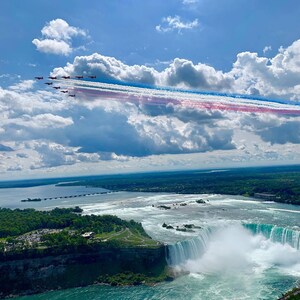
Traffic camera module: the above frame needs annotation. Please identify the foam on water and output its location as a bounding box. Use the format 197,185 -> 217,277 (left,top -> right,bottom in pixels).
268,208 -> 300,214
167,224 -> 300,278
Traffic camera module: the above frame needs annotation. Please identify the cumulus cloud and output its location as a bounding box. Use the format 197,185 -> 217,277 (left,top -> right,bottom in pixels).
162,58 -> 233,89
230,40 -> 300,99
156,15 -> 199,33
7,165 -> 22,172
51,53 -> 232,91
52,53 -> 160,85
32,19 -> 87,56
32,143 -> 77,169
16,153 -> 28,158
240,114 -> 300,145
0,81 -> 236,171
41,19 -> 86,41
32,39 -> 72,56
17,113 -> 73,129
3,37 -> 300,174
9,80 -> 35,92
53,38 -> 300,100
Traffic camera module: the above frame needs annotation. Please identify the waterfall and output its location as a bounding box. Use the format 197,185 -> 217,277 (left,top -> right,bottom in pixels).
243,223 -> 300,250
166,223 -> 300,267
166,227 -> 213,266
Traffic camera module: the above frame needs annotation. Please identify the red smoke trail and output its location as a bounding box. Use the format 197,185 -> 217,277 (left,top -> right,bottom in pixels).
73,87 -> 300,116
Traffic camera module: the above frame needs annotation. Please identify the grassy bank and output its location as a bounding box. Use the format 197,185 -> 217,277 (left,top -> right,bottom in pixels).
0,207 -> 160,258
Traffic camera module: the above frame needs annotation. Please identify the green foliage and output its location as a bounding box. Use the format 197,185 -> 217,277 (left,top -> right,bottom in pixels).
0,207 -> 148,239
41,231 -> 87,247
61,166 -> 300,205
97,269 -> 172,286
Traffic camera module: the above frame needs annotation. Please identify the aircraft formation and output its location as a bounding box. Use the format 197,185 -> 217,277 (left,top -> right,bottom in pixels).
34,75 -> 97,98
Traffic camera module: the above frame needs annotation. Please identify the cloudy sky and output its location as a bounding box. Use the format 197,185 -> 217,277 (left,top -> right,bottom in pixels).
1,0 -> 300,180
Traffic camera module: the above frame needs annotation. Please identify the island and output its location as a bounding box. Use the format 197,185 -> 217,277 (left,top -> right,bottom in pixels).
20,191 -> 111,202
0,207 -> 170,298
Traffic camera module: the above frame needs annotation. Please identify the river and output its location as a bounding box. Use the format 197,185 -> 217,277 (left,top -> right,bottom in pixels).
0,184 -> 299,300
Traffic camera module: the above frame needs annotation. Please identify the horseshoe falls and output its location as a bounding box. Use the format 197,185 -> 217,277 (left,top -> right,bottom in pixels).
166,224 -> 300,277
244,223 -> 300,250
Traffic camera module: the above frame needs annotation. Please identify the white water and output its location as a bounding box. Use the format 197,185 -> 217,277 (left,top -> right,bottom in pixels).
167,224 -> 300,278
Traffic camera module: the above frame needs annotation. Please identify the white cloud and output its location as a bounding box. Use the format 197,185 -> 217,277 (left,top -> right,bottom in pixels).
240,114 -> 300,145
41,19 -> 86,41
156,15 -> 199,33
32,38 -> 72,56
182,0 -> 198,4
7,113 -> 74,130
230,40 -> 300,99
7,165 -> 22,172
52,53 -> 232,91
9,80 -> 35,92
52,53 -> 160,85
263,45 -> 272,54
32,19 -> 87,56
32,142 -> 77,169
162,58 -> 232,89
0,74 -> 11,79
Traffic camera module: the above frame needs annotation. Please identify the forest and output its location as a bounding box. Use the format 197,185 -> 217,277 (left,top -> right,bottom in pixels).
58,165 -> 300,205
0,207 -> 151,255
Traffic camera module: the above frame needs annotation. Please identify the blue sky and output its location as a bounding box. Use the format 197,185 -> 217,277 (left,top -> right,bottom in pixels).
2,0 -> 300,81
1,0 -> 300,179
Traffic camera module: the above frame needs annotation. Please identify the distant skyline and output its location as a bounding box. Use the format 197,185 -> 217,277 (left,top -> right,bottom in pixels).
0,0 -> 300,180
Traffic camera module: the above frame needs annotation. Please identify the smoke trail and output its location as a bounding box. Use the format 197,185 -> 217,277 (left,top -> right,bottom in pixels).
57,79 -> 300,115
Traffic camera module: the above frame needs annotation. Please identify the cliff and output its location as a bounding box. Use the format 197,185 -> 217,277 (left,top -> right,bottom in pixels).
0,245 -> 167,298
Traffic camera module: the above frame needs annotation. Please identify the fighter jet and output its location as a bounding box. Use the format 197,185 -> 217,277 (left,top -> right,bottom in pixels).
48,76 -> 57,80
69,94 -> 76,97
62,76 -> 70,79
44,82 -> 53,85
60,90 -> 68,93
53,86 -> 60,89
88,75 -> 96,79
34,76 -> 43,80
75,76 -> 83,79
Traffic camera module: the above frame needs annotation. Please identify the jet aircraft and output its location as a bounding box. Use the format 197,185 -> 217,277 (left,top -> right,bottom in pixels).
34,76 -> 43,80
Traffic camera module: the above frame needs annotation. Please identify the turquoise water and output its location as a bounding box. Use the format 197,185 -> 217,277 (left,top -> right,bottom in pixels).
1,185 -> 300,300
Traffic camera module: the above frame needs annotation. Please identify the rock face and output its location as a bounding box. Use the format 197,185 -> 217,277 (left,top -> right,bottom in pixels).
0,246 -> 167,298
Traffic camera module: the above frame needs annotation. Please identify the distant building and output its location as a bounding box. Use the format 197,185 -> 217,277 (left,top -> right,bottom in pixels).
81,232 -> 95,239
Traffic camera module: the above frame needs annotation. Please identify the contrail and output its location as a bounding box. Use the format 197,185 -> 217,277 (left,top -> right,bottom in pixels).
55,79 -> 300,115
